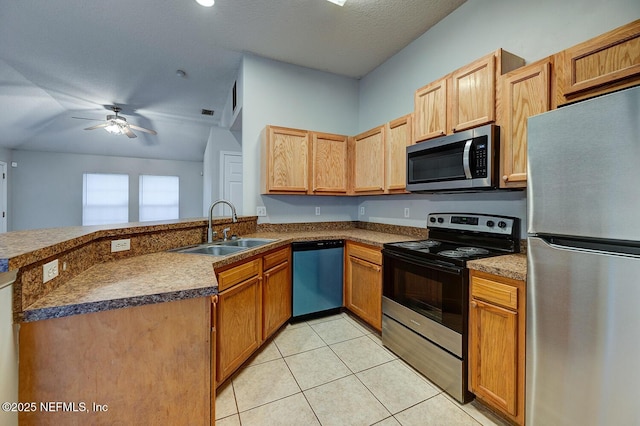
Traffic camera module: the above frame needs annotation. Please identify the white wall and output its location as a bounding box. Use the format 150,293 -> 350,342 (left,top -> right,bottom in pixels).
10,150 -> 204,231
241,54 -> 360,222
202,126 -> 242,216
358,0 -> 640,130
353,0 -> 639,235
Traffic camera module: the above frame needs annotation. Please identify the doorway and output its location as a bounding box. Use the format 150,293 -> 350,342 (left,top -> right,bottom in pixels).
218,152 -> 243,216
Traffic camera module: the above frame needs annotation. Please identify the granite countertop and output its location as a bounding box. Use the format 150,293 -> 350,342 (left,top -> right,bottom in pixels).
19,228 -> 415,322
467,253 -> 527,281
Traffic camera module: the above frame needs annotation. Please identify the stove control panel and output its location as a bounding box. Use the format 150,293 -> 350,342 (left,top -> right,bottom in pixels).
427,213 -> 518,236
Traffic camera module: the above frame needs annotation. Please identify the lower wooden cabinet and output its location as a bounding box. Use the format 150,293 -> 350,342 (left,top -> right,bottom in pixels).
216,272 -> 262,385
344,241 -> 382,331
262,247 -> 292,340
19,297 -> 214,425
215,246 -> 292,385
469,270 -> 526,425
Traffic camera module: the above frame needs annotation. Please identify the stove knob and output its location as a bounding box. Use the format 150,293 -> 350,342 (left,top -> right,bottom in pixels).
498,221 -> 507,229
486,220 -> 495,227
437,217 -> 444,224
429,217 -> 436,223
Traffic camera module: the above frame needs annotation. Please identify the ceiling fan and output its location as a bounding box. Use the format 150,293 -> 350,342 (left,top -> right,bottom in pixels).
72,106 -> 157,138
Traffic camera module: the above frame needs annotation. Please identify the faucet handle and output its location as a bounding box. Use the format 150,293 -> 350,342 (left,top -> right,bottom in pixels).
223,227 -> 231,240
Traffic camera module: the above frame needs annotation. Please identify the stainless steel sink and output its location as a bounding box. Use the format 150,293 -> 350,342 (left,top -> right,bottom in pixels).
173,244 -> 247,256
217,238 -> 276,248
169,238 -> 276,256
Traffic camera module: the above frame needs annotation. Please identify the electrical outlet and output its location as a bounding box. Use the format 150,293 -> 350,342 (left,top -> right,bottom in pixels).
404,207 -> 410,218
360,207 -> 365,216
315,207 -> 321,215
111,239 -> 131,253
256,206 -> 267,216
43,259 -> 59,283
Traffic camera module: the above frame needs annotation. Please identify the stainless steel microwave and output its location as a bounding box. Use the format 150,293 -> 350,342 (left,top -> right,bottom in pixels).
406,124 -> 498,192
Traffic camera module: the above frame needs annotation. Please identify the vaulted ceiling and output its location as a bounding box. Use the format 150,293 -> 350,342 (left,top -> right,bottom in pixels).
0,0 -> 465,161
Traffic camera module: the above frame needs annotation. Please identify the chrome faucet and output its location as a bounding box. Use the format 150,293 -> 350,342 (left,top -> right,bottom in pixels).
208,199 -> 238,243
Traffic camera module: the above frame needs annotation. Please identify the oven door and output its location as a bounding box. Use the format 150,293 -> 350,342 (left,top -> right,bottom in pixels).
382,249 -> 468,357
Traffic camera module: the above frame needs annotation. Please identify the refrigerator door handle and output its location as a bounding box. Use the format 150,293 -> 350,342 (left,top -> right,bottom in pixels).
462,139 -> 473,179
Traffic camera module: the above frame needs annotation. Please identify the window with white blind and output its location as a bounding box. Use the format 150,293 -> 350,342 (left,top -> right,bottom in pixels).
139,175 -> 179,222
82,173 -> 129,226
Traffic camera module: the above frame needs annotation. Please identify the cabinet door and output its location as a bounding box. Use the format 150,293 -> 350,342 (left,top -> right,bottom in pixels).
311,132 -> 348,194
263,126 -> 310,194
501,60 -> 551,188
452,52 -> 496,132
386,115 -> 412,193
469,299 -> 518,416
345,253 -> 382,331
414,78 -> 449,142
469,270 -> 525,425
351,126 -> 385,194
217,276 -> 262,385
263,258 -> 291,340
557,19 -> 640,105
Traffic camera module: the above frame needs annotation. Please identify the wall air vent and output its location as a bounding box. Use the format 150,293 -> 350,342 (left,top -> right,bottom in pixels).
201,109 -> 214,116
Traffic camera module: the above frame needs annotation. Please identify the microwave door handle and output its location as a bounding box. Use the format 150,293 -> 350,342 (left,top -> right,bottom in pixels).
463,139 -> 473,179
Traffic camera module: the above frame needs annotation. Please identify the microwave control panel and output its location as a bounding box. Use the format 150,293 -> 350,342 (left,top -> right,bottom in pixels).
472,139 -> 488,178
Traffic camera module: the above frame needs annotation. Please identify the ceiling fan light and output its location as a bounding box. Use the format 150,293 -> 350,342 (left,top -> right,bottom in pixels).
196,0 -> 215,7
105,122 -> 123,135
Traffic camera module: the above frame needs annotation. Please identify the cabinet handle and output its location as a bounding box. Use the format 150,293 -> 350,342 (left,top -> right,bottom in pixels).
211,295 -> 218,304
502,175 -> 509,182
470,301 -> 477,308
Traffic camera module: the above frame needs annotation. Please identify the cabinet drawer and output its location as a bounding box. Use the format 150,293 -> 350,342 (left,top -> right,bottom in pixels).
347,243 -> 382,265
263,247 -> 290,270
471,277 -> 518,310
217,258 -> 262,292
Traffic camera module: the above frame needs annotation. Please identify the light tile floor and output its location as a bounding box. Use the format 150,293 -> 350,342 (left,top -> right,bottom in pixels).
216,312 -> 508,426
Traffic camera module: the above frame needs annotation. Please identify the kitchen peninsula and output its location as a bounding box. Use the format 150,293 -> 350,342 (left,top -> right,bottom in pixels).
2,217 -> 426,424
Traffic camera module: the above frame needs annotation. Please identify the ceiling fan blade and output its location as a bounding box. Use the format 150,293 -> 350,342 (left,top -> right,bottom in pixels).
72,117 -> 103,121
123,127 -> 137,138
84,123 -> 109,130
128,124 -> 157,135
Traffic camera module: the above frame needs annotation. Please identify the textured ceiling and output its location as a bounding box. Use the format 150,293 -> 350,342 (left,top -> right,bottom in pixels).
0,0 -> 465,161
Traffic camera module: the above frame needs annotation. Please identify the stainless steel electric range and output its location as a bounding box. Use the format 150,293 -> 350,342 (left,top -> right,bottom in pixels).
381,213 -> 520,403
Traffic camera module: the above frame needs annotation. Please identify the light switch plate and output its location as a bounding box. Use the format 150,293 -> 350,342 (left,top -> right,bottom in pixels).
404,207 -> 410,218
111,239 -> 131,252
360,207 -> 365,216
315,207 -> 321,215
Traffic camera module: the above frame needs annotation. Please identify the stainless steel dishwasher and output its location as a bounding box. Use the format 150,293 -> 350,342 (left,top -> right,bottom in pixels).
291,240 -> 344,321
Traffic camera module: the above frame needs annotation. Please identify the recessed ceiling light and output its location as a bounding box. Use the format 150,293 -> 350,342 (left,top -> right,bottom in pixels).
196,0 -> 215,7
326,0 -> 346,5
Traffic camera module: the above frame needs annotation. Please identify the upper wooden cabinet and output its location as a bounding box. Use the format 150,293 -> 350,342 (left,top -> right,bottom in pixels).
311,132 -> 349,195
350,125 -> 386,195
451,52 -> 497,132
413,49 -> 524,143
500,58 -> 552,188
414,78 -> 448,141
385,114 -> 413,193
262,125 -> 310,194
555,19 -> 640,106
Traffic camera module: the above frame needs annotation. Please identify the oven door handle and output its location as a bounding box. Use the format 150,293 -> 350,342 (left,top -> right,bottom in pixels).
382,250 -> 464,275
463,139 -> 473,179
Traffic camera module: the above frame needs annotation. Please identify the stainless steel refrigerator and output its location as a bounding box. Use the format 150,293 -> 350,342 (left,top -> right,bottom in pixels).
527,85 -> 640,425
